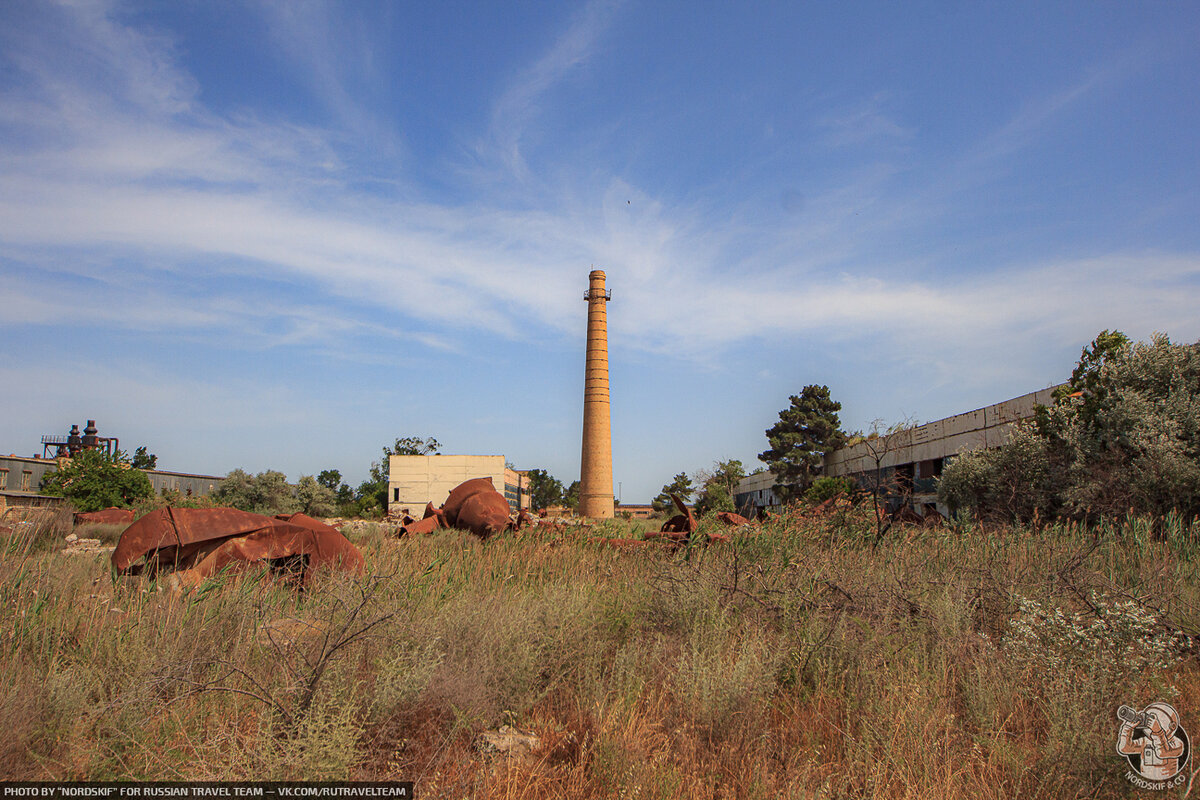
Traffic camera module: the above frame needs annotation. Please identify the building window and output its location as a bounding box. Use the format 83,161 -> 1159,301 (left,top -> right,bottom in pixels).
21,471 -> 33,491
393,488 -> 400,502
0,469 -> 7,490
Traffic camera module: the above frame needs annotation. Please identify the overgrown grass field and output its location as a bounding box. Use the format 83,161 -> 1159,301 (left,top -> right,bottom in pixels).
2,504 -> 1199,798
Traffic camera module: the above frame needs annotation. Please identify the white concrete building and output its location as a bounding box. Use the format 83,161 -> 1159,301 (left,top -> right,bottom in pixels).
387,454 -> 529,518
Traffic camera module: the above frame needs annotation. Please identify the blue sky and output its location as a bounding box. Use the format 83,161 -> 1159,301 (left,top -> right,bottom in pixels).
2,1 -> 1198,503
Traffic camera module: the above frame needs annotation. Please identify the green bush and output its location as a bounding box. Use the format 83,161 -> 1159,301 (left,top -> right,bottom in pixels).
802,476 -> 857,505
39,449 -> 153,512
212,469 -> 299,515
940,331 -> 1200,523
937,422 -> 1056,523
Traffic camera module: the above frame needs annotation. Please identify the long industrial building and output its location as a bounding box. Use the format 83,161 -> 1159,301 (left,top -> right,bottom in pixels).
0,453 -> 223,513
735,385 -> 1062,517
0,419 -> 224,513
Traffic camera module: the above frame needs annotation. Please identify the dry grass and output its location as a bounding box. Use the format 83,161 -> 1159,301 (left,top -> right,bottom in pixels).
0,503 -> 1198,797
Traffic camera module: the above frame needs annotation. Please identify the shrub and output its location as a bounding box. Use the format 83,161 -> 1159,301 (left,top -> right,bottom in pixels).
938,422 -> 1057,523
802,476 -> 857,505
295,476 -> 336,517
39,449 -> 153,512
213,469 -> 299,515
940,331 -> 1200,523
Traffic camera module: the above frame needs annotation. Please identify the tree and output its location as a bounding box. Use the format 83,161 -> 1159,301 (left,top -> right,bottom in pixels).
40,448 -> 154,512
940,331 -> 1200,524
693,459 -> 745,516
759,385 -> 846,501
563,480 -> 581,512
213,469 -> 299,516
131,446 -> 158,470
526,469 -> 565,510
846,418 -> 917,542
318,469 -> 355,509
1048,329 -> 1132,428
355,436 -> 442,517
388,437 -> 441,457
652,472 -> 694,514
296,475 -> 337,517
317,469 -> 342,491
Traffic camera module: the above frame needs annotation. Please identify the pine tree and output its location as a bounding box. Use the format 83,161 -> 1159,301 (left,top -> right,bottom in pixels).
759,385 -> 845,501
651,472 -> 694,513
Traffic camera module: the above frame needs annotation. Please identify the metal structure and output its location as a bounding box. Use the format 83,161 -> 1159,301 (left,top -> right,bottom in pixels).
112,507 -> 364,587
399,476 -> 515,539
580,269 -> 615,519
41,420 -> 119,458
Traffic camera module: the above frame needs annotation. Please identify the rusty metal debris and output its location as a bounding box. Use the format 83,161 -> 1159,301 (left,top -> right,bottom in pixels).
637,494 -> 730,547
111,507 -> 363,587
399,477 -> 515,540
714,511 -> 750,527
75,507 -> 135,526
661,494 -> 695,533
650,493 -> 696,540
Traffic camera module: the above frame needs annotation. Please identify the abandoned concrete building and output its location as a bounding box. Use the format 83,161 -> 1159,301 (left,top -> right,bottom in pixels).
735,386 -> 1062,517
387,454 -> 531,518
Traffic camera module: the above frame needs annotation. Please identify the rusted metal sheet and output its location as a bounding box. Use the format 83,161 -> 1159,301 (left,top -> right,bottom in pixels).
714,511 -> 750,527
401,515 -> 443,535
400,477 -> 513,539
113,507 -> 269,571
659,494 -> 696,535
274,512 -> 343,536
75,507 -> 135,526
170,525 -> 364,589
112,507 -> 363,585
641,494 -> 733,547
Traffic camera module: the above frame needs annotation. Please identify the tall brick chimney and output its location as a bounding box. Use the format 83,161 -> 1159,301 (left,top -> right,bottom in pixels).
580,269 -> 614,518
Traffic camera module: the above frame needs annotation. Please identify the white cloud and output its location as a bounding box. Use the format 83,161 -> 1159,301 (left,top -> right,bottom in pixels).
816,93 -> 913,148
1,0 -> 1197,382
485,0 -> 624,178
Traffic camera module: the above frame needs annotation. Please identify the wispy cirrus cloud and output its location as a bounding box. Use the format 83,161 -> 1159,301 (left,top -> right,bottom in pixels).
484,0 -> 625,178
815,93 -> 914,149
1,0 -> 1197,384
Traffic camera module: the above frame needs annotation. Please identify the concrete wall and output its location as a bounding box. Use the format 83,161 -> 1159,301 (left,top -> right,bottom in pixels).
733,470 -> 783,515
503,468 -> 531,514
824,386 -> 1060,478
616,504 -> 656,519
389,454 -> 532,517
145,470 -> 223,497
0,455 -> 59,495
